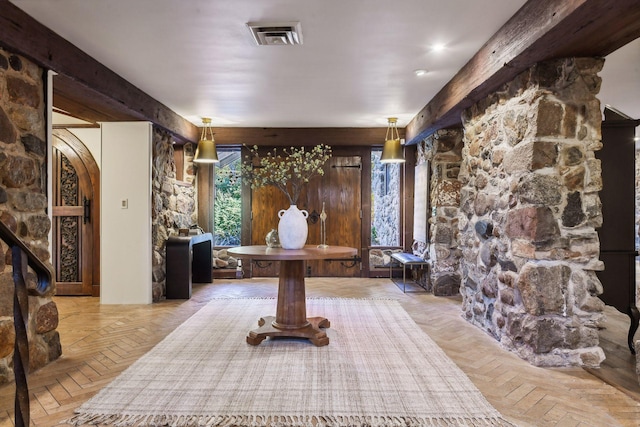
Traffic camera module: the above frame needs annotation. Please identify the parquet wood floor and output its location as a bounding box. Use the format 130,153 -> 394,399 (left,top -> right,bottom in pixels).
1,278 -> 639,426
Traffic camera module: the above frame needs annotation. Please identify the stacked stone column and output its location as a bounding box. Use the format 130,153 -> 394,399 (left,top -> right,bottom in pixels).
417,129 -> 464,295
151,129 -> 197,301
458,58 -> 606,367
0,48 -> 60,383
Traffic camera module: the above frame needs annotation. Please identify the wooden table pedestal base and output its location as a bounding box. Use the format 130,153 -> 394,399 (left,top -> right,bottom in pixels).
246,258 -> 331,346
227,246 -> 357,348
246,316 -> 330,346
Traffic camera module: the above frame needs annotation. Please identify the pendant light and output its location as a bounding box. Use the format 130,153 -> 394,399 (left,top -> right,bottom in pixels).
380,117 -> 405,163
193,117 -> 219,163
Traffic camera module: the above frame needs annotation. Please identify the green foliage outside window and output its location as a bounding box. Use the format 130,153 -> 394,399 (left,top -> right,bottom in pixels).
214,152 -> 242,246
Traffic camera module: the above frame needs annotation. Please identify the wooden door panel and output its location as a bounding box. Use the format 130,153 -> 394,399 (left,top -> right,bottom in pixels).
250,185 -> 288,276
53,206 -> 84,216
249,154 -> 362,278
306,156 -> 362,277
52,132 -> 99,296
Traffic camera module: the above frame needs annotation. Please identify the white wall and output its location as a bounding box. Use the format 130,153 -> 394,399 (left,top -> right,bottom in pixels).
70,128 -> 102,168
100,122 -> 153,304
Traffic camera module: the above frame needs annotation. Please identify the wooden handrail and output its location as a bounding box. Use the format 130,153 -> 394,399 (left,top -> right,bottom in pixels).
0,220 -> 53,427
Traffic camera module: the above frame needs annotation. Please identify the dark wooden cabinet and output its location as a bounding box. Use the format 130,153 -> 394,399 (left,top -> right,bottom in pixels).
166,233 -> 213,299
596,107 -> 640,353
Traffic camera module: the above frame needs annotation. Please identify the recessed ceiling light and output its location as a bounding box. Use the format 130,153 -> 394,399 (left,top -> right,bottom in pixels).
414,69 -> 428,76
431,43 -> 446,52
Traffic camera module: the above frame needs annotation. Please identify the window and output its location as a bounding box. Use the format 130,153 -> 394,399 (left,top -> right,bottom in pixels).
213,149 -> 242,246
371,149 -> 400,246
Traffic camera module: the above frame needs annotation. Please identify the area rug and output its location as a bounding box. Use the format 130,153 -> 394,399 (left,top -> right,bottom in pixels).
69,298 -> 513,426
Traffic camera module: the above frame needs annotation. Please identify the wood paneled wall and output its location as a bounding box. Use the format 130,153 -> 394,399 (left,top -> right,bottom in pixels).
209,127 -> 404,147
218,144 -> 418,278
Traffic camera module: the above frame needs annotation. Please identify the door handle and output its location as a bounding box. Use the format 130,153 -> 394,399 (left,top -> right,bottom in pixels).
83,197 -> 91,224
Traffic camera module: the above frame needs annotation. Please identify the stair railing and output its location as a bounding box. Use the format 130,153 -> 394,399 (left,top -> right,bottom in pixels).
0,220 -> 53,427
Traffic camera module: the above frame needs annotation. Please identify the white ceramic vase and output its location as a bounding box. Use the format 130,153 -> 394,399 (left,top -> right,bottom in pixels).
277,205 -> 309,249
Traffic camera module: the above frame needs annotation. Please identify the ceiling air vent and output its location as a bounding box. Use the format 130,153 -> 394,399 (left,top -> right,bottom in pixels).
247,22 -> 303,46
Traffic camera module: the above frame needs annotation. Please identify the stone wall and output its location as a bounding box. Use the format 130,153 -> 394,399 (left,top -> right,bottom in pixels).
183,142 -> 196,185
416,129 -> 464,295
151,131 -> 197,301
371,157 -> 401,247
458,58 -> 606,367
0,48 -> 60,384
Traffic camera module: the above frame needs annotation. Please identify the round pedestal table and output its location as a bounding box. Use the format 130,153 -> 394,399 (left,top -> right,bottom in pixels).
227,245 -> 358,346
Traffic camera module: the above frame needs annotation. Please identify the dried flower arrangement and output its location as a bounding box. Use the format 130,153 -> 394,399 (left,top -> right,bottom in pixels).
241,144 -> 332,205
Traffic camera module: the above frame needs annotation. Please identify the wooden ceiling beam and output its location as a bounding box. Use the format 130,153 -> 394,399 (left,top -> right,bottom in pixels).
0,0 -> 199,143
210,127 -> 403,147
405,0 -> 640,145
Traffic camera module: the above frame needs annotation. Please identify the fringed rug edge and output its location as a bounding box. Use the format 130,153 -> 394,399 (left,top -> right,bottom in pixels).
65,412 -> 517,427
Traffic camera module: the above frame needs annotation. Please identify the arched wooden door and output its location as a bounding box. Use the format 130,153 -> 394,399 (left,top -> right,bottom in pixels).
52,129 -> 100,296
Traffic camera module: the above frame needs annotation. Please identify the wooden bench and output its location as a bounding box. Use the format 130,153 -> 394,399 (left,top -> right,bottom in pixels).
389,252 -> 429,293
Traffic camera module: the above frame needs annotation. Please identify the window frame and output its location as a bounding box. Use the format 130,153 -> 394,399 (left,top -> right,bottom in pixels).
212,147 -> 243,248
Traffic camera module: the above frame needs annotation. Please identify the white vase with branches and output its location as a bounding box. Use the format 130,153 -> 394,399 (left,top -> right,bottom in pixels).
242,144 -> 332,249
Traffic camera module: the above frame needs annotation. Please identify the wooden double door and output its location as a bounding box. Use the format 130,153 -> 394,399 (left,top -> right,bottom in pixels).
250,154 -> 362,277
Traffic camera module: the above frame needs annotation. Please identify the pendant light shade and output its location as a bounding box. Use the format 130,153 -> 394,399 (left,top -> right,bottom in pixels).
193,117 -> 219,163
380,117 -> 405,163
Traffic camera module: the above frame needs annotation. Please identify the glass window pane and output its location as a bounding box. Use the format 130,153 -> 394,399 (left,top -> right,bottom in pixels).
371,149 -> 400,246
213,149 -> 242,246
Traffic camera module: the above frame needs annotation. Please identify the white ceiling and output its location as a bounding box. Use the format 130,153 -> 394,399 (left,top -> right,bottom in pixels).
599,38 -> 640,122
9,0 -> 640,130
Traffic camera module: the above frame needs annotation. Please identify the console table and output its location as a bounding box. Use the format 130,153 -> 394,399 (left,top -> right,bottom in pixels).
166,232 -> 213,299
227,245 -> 358,346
